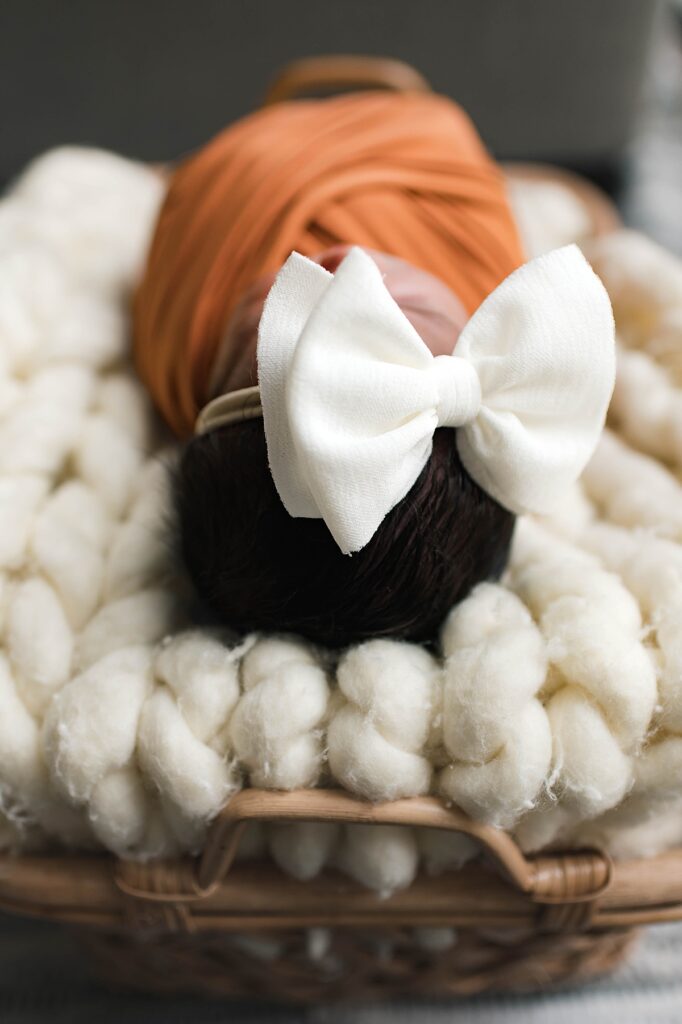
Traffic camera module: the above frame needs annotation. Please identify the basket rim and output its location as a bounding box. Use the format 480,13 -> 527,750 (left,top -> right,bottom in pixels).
1,790 -> 681,935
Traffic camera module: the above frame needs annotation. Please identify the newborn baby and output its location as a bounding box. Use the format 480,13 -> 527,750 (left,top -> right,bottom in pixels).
134,86 -> 613,647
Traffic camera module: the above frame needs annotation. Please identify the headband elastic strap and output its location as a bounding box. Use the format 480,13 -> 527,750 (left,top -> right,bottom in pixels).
195,385 -> 263,435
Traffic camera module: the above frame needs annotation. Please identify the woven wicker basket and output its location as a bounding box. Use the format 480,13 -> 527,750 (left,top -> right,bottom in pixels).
1,788 -> 681,1001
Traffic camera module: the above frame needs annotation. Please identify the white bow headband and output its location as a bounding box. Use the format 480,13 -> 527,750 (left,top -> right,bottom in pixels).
197,245 -> 615,554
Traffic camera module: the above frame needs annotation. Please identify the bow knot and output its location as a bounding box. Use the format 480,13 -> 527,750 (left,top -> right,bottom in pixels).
430,355 -> 481,427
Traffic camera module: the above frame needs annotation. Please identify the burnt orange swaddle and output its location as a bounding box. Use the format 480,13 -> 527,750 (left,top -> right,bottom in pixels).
134,90 -> 524,438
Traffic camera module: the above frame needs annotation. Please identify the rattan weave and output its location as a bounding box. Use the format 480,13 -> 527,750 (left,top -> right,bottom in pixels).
1,789 -> 680,1000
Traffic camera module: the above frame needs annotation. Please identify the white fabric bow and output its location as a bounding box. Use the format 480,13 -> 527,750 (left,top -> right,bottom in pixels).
258,246 -> 615,554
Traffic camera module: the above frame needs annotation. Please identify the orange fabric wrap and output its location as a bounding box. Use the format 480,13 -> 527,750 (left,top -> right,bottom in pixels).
134,92 -> 524,437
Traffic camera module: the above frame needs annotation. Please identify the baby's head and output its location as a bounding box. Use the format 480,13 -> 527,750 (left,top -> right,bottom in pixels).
176,246 -> 516,647
175,241 -> 614,649
177,424 -> 515,647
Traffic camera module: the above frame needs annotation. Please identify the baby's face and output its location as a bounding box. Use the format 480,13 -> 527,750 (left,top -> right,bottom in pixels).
210,244 -> 468,396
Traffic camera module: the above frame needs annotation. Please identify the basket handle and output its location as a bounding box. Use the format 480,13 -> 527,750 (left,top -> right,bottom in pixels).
263,55 -> 431,106
196,788 -> 612,911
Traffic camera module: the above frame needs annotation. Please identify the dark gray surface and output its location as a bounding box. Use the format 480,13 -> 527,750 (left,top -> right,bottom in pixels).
0,0 -> 658,183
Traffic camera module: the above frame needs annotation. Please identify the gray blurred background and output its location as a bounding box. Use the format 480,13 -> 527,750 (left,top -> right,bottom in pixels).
0,0 -> 662,181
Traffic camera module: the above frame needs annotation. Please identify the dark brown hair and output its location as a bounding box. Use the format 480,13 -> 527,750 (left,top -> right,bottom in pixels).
175,421 -> 515,649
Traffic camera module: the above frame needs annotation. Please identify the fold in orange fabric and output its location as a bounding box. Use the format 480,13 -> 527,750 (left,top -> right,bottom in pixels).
134,91 -> 524,438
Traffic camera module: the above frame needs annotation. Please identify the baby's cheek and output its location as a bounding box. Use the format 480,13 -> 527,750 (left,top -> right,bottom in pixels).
401,305 -> 466,357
